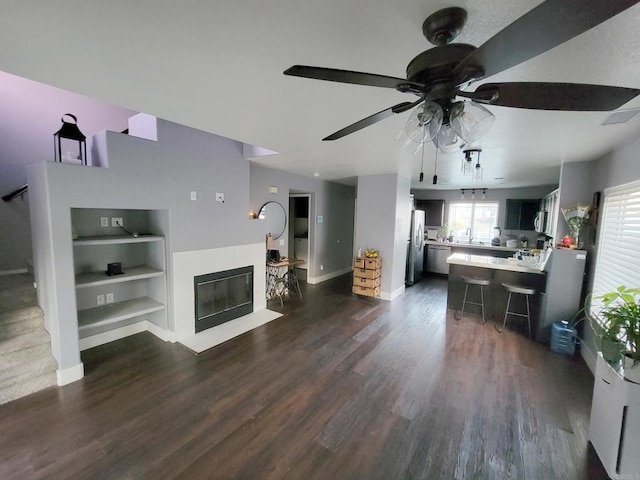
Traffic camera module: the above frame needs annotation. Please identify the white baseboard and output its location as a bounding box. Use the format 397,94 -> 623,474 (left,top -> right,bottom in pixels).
146,321 -> 174,342
79,321 -> 171,351
57,363 -> 84,386
380,284 -> 405,302
307,266 -> 352,285
0,268 -> 28,276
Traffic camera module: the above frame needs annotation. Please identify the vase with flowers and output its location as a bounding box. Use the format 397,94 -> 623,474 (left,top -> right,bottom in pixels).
561,205 -> 591,248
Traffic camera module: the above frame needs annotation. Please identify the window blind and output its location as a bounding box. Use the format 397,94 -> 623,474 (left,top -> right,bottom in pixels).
592,180 -> 640,301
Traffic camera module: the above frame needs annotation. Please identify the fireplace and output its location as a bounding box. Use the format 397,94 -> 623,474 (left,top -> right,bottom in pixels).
194,266 -> 254,333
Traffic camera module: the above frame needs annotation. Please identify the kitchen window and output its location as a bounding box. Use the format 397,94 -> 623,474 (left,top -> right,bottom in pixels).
592,180 -> 640,302
448,201 -> 499,243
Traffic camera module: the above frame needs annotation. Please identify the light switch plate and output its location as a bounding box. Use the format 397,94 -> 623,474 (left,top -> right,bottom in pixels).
279,239 -> 285,245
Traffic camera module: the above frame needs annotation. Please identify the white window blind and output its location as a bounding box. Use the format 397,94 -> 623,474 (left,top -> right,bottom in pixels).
592,180 -> 640,299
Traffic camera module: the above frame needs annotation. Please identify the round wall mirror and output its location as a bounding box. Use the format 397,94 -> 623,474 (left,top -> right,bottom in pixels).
259,201 -> 287,239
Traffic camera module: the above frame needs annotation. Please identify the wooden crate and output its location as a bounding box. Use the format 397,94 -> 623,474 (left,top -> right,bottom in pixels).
354,257 -> 381,269
352,276 -> 380,289
353,268 -> 380,280
352,285 -> 380,298
353,256 -> 381,298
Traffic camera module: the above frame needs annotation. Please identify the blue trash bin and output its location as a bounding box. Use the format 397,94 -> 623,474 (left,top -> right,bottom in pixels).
550,320 -> 577,355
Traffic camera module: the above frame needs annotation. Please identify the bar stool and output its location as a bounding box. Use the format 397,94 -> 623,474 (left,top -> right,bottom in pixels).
497,283 -> 536,338
455,276 -> 491,324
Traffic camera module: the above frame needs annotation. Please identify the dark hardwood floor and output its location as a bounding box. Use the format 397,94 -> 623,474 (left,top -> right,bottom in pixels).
0,275 -> 609,479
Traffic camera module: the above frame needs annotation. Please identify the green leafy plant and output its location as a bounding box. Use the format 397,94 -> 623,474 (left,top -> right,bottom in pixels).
589,286 -> 640,365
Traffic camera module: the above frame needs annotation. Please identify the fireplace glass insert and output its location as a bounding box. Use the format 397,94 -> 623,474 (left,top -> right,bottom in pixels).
194,266 -> 253,333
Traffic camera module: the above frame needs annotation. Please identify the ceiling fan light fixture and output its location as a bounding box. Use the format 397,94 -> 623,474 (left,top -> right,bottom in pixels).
450,101 -> 495,143
404,101 -> 443,144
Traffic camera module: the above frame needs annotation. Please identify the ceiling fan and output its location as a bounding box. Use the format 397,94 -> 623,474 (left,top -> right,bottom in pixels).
284,0 -> 640,149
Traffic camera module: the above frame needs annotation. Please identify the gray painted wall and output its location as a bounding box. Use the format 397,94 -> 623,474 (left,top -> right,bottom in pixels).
0,197 -> 32,271
355,174 -> 412,299
29,116 -> 263,372
412,185 -> 558,244
578,135 -> 640,372
250,164 -> 355,283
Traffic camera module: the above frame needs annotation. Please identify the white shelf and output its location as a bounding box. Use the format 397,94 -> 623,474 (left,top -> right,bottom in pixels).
73,235 -> 164,246
75,266 -> 164,289
78,297 -> 165,331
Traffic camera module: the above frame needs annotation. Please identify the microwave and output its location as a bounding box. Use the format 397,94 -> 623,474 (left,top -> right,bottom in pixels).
534,210 -> 548,233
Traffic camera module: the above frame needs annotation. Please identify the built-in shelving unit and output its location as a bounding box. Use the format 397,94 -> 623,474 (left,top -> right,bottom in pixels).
78,297 -> 165,332
71,209 -> 168,348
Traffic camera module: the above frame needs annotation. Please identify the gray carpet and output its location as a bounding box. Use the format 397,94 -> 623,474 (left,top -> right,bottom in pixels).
0,273 -> 57,405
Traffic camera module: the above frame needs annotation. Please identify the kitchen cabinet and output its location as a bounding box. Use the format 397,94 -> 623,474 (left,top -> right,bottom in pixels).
540,189 -> 559,239
505,199 -> 540,230
415,199 -> 445,226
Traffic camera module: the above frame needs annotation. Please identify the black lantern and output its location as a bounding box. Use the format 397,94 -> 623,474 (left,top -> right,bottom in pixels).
54,113 -> 87,165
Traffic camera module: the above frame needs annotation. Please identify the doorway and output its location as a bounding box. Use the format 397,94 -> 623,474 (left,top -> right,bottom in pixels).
289,194 -> 310,282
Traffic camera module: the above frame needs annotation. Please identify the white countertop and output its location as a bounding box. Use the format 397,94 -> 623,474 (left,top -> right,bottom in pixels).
446,253 -> 545,275
425,240 -> 521,252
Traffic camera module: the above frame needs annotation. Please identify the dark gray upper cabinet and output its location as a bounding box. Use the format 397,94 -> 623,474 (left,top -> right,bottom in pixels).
415,199 -> 445,226
505,199 -> 540,230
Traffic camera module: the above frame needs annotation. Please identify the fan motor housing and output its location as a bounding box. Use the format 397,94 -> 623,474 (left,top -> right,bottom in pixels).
406,44 -> 477,86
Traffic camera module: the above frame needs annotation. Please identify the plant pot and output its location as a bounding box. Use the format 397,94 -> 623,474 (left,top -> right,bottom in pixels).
601,339 -> 625,365
622,354 -> 640,384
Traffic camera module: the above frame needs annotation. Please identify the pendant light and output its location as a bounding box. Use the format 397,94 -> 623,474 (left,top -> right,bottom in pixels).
462,149 -> 473,174
472,154 -> 483,181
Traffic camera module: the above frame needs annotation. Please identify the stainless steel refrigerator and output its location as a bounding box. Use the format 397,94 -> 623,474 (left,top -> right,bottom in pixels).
406,210 -> 425,285
535,247 -> 587,342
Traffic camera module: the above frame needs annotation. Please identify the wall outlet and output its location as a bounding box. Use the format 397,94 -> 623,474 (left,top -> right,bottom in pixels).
320,265 -> 324,271
97,294 -> 105,306
112,217 -> 123,227
101,217 -> 109,227
106,293 -> 114,304
216,192 -> 225,203
279,238 -> 285,246
190,191 -> 197,201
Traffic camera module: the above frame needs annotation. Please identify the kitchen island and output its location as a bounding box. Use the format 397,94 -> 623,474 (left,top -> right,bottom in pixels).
424,241 -> 524,274
446,253 -> 547,334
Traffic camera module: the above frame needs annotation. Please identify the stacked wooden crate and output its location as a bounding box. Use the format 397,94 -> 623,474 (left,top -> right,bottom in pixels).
352,257 -> 381,298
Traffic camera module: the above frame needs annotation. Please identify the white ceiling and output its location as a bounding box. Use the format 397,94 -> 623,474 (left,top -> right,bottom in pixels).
1,0 -> 639,194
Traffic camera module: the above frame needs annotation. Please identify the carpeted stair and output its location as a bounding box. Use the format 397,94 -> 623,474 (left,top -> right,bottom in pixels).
0,273 -> 57,405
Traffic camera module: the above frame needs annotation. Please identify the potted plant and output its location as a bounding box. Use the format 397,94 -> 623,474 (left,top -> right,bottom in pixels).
588,286 -> 640,383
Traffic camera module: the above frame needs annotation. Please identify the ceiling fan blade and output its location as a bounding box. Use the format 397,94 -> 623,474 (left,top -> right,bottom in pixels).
323,100 -> 422,141
284,65 -> 424,91
451,0 -> 640,86
472,82 -> 640,111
